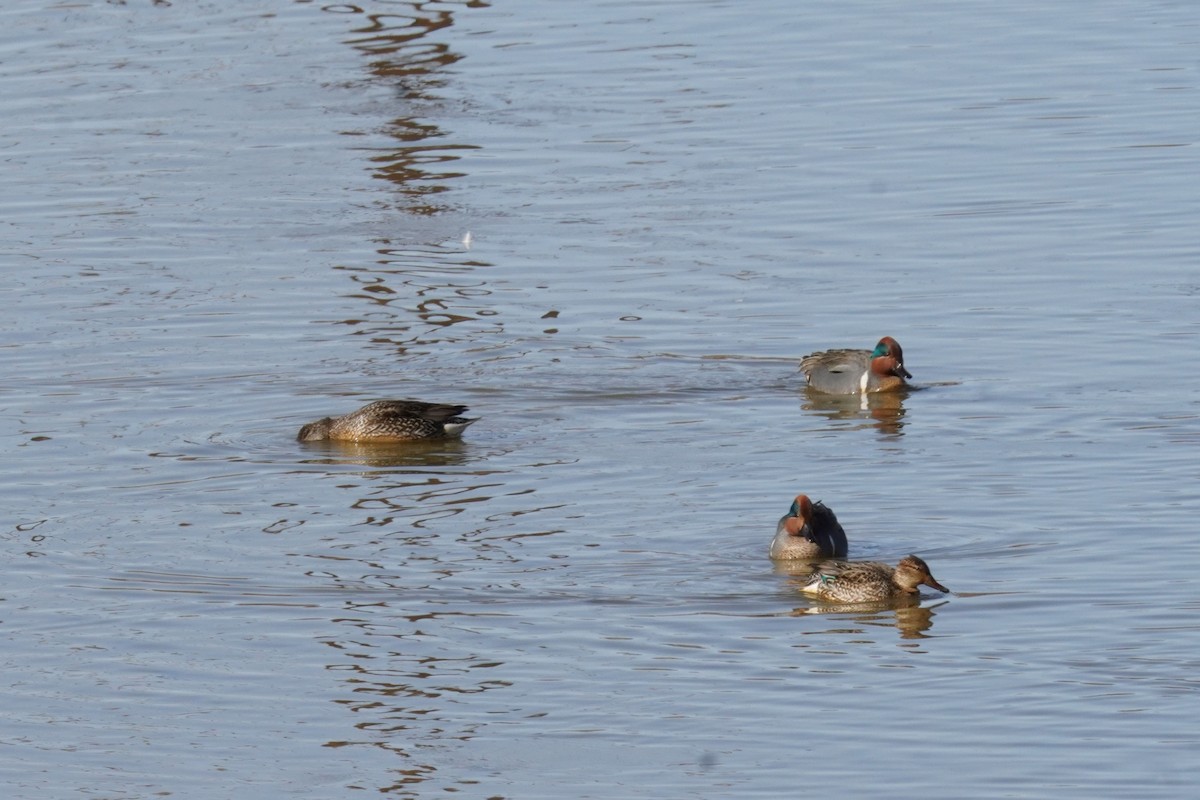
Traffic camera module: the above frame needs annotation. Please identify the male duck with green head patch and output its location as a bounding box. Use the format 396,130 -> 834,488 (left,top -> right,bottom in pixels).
800,336 -> 911,394
769,494 -> 848,560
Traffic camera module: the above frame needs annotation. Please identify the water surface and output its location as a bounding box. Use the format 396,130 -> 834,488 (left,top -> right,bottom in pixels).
4,0 -> 1200,797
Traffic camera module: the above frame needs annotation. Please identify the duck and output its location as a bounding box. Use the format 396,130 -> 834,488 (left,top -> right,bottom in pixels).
799,336 -> 911,394
769,494 -> 848,560
797,554 -> 948,604
297,399 -> 477,442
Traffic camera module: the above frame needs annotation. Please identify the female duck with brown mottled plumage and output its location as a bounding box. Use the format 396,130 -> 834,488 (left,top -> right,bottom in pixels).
297,400 -> 477,442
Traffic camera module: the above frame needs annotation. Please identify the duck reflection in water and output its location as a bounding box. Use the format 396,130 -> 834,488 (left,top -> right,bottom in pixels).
296,436 -> 476,469
800,389 -> 908,435
790,600 -> 948,639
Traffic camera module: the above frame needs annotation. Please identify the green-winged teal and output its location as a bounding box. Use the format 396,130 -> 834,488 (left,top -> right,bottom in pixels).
297,400 -> 477,442
798,554 -> 948,603
769,494 -> 848,560
800,336 -> 911,394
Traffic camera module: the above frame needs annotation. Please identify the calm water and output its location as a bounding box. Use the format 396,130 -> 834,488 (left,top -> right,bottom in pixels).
4,0 -> 1200,797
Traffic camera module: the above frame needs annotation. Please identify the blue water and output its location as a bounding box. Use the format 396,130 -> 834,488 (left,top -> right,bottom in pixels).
3,0 -> 1200,797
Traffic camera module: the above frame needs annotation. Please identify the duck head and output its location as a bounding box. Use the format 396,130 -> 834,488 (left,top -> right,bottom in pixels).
895,554 -> 949,594
870,336 -> 912,380
782,494 -> 817,541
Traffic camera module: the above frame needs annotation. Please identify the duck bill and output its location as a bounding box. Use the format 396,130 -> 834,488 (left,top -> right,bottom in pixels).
923,576 -> 949,593
896,364 -> 913,379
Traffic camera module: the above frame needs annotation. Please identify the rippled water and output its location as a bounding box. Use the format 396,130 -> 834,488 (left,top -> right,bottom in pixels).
4,0 -> 1200,797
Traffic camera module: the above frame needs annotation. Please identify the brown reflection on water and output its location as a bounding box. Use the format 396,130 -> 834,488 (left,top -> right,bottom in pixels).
293,467 -> 549,792
792,601 -> 945,639
333,1 -> 484,215
800,387 -> 909,436
321,609 -> 512,794
318,2 -> 506,357
365,120 -> 476,211
300,474 -> 504,535
329,248 -> 502,355
297,437 -> 476,469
